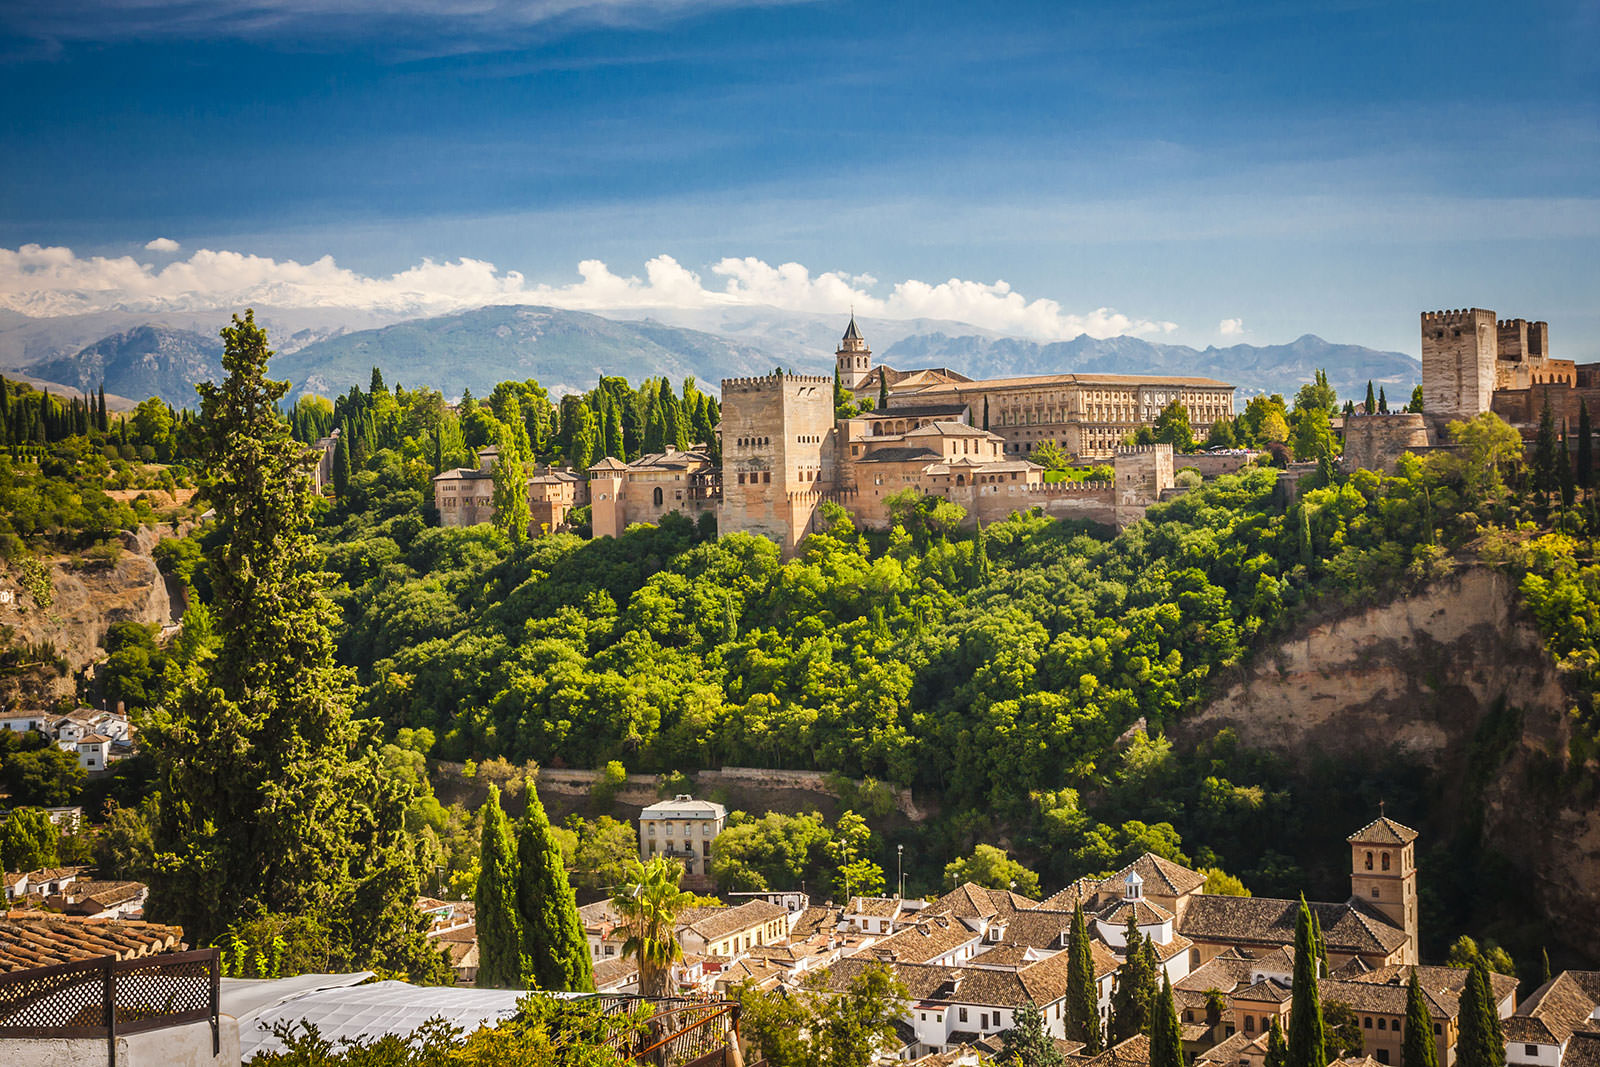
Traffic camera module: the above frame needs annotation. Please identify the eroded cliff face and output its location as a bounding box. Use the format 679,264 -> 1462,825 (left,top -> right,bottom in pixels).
1181,567 -> 1599,956
1,526 -> 179,699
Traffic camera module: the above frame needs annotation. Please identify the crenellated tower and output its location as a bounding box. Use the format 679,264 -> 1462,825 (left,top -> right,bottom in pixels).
1420,308 -> 1498,427
836,315 -> 871,391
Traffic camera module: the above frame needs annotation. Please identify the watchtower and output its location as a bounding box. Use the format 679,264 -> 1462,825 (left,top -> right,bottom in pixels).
1348,814 -> 1419,964
836,315 -> 871,391
718,372 -> 837,552
1420,308 -> 1498,427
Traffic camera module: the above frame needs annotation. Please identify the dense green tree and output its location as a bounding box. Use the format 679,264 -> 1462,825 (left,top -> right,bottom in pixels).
145,310 -> 436,977
1579,400 -> 1593,490
942,843 -> 1040,896
1292,407 -> 1336,462
1205,417 -> 1238,449
332,431 -> 350,496
1151,973 -> 1183,1067
1365,381 -> 1377,415
1456,959 -> 1501,1067
1287,898 -> 1326,1067
1325,1001 -> 1364,1057
516,793 -> 595,992
1410,384 -> 1424,412
0,807 -> 58,871
1534,400 -> 1560,502
94,799 -> 157,882
476,785 -> 524,988
1265,1017 -> 1288,1067
0,729 -> 85,805
1378,386 -> 1388,413
1110,917 -> 1156,1042
1001,1000 -> 1066,1067
493,397 -> 532,542
1403,969 -> 1439,1067
1067,902 -> 1103,1052
1153,400 -> 1194,452
1032,439 -> 1072,471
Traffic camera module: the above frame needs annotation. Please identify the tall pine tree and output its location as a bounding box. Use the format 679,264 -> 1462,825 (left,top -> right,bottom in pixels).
1455,959 -> 1504,1067
475,785 -> 524,988
1365,381 -> 1376,414
492,397 -> 532,542
1578,400 -> 1593,491
1402,969 -> 1439,1067
1110,916 -> 1157,1042
1150,973 -> 1183,1067
146,310 -> 435,976
1287,898 -> 1326,1067
517,793 -> 595,992
1067,903 -> 1103,1053
878,371 -> 889,413
1265,1017 -> 1288,1067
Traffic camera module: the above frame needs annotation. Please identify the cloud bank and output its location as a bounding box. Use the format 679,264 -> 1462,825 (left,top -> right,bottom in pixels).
1219,317 -> 1244,336
0,244 -> 1178,341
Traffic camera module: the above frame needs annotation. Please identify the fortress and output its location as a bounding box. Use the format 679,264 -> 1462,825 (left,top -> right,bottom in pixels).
1343,307 -> 1599,473
580,317 -> 1229,553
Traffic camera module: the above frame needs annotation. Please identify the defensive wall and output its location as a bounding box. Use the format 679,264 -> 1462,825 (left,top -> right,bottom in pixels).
1341,414 -> 1431,474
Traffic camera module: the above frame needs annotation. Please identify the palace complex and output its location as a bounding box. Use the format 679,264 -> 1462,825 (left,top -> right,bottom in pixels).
438,317 -> 1241,553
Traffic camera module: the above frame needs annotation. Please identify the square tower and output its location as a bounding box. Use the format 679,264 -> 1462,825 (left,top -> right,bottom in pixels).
719,373 -> 836,552
1348,815 -> 1419,964
1421,308 -> 1498,425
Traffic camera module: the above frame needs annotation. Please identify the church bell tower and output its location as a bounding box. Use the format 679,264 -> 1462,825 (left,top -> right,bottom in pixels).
1348,813 -> 1419,964
836,314 -> 871,391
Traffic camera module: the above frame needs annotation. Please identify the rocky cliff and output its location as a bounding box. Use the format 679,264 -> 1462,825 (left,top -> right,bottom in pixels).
1182,567 -> 1599,959
1,526 -> 180,699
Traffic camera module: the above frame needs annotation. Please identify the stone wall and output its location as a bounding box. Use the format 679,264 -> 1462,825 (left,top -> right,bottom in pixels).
1341,414 -> 1430,474
1179,451 -> 1261,478
516,766 -> 930,822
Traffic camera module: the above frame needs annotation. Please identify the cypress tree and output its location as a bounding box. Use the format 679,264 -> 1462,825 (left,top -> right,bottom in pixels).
146,310 -> 435,976
475,785 -> 525,988
1410,384 -> 1424,413
1365,381 -> 1376,414
97,383 -> 108,432
1402,969 -> 1439,1067
1535,399 -> 1560,501
878,371 -> 889,412
1111,916 -> 1156,1042
1067,902 -> 1103,1052
1579,401 -> 1593,491
493,397 -> 533,542
369,366 -> 385,395
332,432 -> 350,498
971,521 -> 991,586
1560,432 -> 1576,507
1378,386 -> 1388,414
1151,973 -> 1183,1067
1287,897 -> 1325,1067
983,396 -> 991,430
1265,1017 -> 1288,1067
833,364 -> 849,416
431,429 -> 443,476
1310,909 -> 1327,976
517,792 -> 595,992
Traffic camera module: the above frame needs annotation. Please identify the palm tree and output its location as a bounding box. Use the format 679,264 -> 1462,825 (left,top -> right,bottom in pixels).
612,857 -> 693,998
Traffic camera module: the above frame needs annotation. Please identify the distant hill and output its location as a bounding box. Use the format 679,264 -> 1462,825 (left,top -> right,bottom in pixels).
28,325 -> 224,407
273,305 -> 783,400
880,332 -> 1420,402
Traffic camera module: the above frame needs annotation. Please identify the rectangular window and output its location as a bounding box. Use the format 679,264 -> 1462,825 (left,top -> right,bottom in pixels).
1526,1047 -> 1538,1056
960,1008 -> 968,1023
1377,1019 -> 1386,1031
1364,1018 -> 1372,1029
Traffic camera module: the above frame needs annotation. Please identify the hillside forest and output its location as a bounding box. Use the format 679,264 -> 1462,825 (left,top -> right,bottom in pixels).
0,319 -> 1597,989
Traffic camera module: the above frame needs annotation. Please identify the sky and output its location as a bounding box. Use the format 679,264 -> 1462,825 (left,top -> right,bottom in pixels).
1,0 -> 1596,356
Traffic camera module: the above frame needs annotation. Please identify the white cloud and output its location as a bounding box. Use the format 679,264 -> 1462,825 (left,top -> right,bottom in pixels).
144,237 -> 180,253
1219,317 -> 1244,336
0,243 -> 1177,340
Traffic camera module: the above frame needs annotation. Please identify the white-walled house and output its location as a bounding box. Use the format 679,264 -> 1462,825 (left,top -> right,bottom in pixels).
1506,971 -> 1600,1067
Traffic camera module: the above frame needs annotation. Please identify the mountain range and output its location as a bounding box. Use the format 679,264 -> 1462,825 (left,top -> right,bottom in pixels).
0,303 -> 1422,409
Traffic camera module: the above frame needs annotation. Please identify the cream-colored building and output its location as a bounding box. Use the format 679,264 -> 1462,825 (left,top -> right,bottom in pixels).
636,794 -> 726,881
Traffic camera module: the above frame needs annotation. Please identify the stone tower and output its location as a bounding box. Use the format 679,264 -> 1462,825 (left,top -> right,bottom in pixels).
1420,308 -> 1498,428
718,372 -> 837,553
836,315 -> 871,391
1348,815 -> 1419,964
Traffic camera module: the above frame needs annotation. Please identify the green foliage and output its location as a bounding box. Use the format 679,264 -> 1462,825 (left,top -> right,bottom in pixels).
1205,417 -> 1238,449
1032,439 -> 1072,471
0,728 -> 85,805
1150,974 -> 1183,1067
145,310 -> 438,980
712,809 -> 885,902
1200,868 -> 1250,896
0,807 -> 59,871
516,793 -> 595,992
492,397 -> 532,542
611,856 -> 692,997
1288,898 -> 1326,1067
1067,903 -> 1103,1052
735,962 -> 909,1067
476,785 -> 525,988
1403,969 -> 1439,1067
1265,1016 -> 1288,1067
1153,400 -> 1194,453
1001,999 -> 1066,1066
1456,959 -> 1505,1067
94,798 -> 157,881
590,760 -> 627,808
1324,1000 -> 1364,1058
1110,921 -> 1159,1042
942,843 -> 1040,896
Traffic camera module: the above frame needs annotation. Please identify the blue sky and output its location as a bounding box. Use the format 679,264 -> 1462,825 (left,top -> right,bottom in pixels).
1,0 -> 1596,356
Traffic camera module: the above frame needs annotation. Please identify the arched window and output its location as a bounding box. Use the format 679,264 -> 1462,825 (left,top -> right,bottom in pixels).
1365,851 -> 1374,870
653,487 -> 663,506
1381,852 -> 1390,871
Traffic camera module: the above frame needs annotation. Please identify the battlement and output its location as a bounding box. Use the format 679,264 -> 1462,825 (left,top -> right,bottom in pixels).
1032,480 -> 1114,494
1113,444 -> 1168,455
721,373 -> 834,392
1421,308 -> 1495,324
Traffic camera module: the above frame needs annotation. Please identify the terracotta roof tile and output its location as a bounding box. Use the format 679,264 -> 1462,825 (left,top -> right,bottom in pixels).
1346,817 -> 1419,846
0,913 -> 184,972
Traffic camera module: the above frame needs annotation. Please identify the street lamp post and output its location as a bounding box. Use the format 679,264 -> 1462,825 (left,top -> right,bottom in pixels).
897,844 -> 904,900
